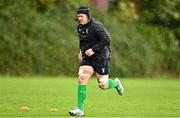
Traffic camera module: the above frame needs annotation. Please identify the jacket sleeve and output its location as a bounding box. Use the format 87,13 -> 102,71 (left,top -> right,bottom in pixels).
91,24 -> 110,52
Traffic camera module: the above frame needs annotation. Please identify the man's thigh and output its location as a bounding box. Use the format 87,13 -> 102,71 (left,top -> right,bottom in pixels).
78,65 -> 94,84
92,58 -> 110,75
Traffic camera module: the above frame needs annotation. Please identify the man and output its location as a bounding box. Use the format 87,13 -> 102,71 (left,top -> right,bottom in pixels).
69,6 -> 124,116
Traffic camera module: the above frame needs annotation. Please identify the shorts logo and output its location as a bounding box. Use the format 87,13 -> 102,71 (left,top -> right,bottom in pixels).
101,68 -> 105,73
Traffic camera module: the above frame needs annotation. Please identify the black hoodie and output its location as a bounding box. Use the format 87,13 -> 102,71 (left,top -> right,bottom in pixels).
77,18 -> 111,60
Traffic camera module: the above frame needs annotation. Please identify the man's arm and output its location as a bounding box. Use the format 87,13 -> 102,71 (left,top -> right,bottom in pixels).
91,24 -> 110,52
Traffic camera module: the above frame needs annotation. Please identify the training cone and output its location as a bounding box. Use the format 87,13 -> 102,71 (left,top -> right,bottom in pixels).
19,106 -> 30,111
49,107 -> 58,112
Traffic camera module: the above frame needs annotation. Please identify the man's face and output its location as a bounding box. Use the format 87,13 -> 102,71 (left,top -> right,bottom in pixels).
77,14 -> 88,25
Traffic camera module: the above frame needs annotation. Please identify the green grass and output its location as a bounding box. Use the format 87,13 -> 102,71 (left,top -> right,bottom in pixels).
0,76 -> 179,117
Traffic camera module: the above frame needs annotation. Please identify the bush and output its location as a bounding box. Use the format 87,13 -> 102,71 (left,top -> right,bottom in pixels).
0,0 -> 179,77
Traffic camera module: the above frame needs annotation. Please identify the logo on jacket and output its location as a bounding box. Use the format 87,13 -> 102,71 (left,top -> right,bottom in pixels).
78,28 -> 89,35
101,68 -> 105,73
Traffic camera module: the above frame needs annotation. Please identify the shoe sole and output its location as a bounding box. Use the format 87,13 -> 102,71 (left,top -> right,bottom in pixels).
69,111 -> 75,116
115,79 -> 124,95
68,111 -> 84,117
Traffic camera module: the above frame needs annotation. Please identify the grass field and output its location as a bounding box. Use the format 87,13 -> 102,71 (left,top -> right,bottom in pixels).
0,76 -> 179,117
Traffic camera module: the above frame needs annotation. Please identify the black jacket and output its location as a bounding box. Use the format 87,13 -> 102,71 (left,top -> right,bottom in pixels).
77,18 -> 111,60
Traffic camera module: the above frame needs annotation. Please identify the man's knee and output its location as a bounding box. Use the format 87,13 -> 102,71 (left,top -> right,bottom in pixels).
79,75 -> 90,84
78,66 -> 93,85
97,75 -> 109,90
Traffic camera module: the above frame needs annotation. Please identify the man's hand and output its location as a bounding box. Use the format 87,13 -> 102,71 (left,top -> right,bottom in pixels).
85,49 -> 94,57
78,51 -> 82,62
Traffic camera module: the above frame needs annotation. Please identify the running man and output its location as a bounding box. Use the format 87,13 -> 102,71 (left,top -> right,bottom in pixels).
69,6 -> 124,116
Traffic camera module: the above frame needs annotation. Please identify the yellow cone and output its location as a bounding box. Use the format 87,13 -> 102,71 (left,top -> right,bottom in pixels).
20,106 -> 30,111
49,107 -> 58,112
